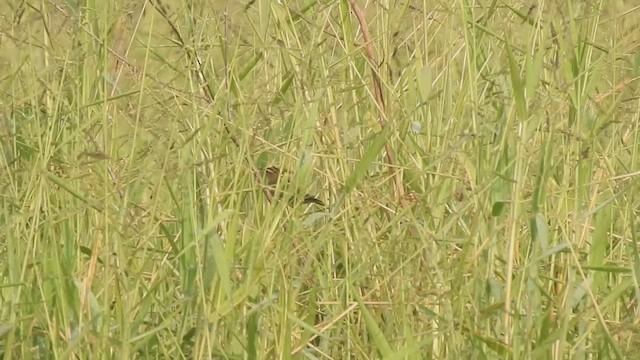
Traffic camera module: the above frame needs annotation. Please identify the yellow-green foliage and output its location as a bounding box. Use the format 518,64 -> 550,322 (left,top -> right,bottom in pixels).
1,1 -> 639,359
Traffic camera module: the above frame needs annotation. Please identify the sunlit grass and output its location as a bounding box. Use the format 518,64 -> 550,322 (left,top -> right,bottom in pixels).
1,1 -> 640,359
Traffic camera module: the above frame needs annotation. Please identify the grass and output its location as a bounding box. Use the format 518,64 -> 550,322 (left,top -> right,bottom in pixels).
1,0 -> 640,359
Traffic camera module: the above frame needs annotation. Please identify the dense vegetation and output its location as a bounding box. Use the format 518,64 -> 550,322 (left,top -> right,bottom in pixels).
1,1 -> 639,359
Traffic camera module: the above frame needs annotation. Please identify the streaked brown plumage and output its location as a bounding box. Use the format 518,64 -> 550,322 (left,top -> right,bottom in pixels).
264,167 -> 324,206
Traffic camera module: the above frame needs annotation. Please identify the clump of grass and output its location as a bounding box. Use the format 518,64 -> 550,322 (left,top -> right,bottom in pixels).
1,1 -> 640,359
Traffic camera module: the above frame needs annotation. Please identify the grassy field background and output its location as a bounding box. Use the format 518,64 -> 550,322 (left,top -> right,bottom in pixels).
1,0 -> 640,359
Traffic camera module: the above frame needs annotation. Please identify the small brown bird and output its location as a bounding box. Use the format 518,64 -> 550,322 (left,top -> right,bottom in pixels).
264,166 -> 324,206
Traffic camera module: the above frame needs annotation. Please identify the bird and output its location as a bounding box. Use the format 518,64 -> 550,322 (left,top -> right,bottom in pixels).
263,166 -> 324,206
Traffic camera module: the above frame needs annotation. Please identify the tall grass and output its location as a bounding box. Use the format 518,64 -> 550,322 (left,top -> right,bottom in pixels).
1,0 -> 640,359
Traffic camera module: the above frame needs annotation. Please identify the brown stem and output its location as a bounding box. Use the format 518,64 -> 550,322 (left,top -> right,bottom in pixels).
348,0 -> 405,202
